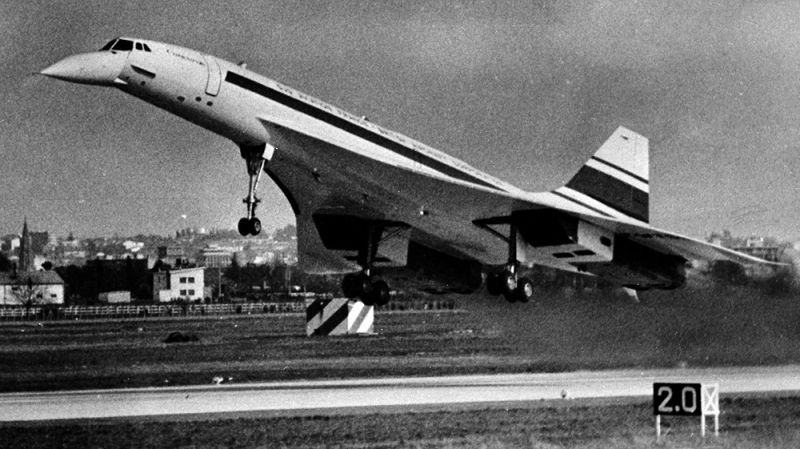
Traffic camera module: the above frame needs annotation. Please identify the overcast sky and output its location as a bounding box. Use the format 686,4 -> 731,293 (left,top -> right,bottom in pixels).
2,1 -> 799,241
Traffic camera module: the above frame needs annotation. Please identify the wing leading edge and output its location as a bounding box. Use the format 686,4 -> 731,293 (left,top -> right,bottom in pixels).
256,90 -> 776,290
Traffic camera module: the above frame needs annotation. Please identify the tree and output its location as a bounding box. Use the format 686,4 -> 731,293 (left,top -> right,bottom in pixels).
273,224 -> 296,242
0,253 -> 11,272
10,277 -> 44,318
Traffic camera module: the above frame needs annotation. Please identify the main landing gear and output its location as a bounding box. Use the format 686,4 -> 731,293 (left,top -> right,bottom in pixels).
485,225 -> 535,303
341,271 -> 390,306
238,144 -> 271,236
340,222 -> 391,306
486,267 -> 534,303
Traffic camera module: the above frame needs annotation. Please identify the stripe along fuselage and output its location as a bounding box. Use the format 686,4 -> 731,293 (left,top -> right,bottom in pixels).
113,38 -> 516,194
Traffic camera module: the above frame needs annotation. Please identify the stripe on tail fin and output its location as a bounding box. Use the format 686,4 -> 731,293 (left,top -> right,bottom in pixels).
556,127 -> 650,222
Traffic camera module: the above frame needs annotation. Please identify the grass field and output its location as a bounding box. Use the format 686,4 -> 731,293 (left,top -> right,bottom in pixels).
4,395 -> 800,448
3,284 -> 800,447
2,285 -> 800,392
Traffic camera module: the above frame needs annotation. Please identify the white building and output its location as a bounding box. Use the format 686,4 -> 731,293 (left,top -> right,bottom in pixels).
153,267 -> 205,302
0,271 -> 65,305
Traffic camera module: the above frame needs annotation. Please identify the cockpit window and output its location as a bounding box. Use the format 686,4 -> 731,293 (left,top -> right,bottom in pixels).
135,42 -> 142,51
142,43 -> 151,52
111,39 -> 134,52
100,39 -> 118,51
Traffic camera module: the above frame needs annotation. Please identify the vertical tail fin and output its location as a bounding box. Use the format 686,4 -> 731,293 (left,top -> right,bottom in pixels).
555,126 -> 650,222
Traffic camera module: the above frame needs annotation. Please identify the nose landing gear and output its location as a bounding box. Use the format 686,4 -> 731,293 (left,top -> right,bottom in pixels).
238,144 -> 273,236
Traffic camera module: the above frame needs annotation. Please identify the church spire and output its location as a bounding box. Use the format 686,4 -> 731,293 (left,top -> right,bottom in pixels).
19,218 -> 34,272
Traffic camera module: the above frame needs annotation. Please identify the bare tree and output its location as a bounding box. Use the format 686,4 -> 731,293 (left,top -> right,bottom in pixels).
10,278 -> 44,318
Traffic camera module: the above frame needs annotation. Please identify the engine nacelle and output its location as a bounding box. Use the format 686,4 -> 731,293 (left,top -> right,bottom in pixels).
311,214 -> 482,294
381,241 -> 484,294
514,210 -> 615,267
513,210 -> 686,290
578,237 -> 687,290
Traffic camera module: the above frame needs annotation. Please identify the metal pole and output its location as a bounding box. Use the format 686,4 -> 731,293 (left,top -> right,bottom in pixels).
656,415 -> 661,441
701,414 -> 706,437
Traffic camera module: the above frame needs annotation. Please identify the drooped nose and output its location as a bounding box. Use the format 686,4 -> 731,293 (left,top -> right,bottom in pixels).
41,52 -> 127,86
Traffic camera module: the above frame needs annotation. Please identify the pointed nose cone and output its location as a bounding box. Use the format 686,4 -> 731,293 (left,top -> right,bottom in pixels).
41,52 -> 127,86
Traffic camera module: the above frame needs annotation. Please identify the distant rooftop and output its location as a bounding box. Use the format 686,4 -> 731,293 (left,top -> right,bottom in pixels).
0,271 -> 64,285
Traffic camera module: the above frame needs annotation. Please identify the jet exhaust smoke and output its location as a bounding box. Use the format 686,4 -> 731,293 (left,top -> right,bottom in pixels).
456,260 -> 800,371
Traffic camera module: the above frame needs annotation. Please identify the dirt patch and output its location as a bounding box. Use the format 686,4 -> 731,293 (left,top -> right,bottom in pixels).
163,331 -> 199,343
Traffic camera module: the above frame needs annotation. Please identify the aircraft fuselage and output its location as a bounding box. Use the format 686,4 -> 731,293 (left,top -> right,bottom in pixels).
43,37 -> 765,298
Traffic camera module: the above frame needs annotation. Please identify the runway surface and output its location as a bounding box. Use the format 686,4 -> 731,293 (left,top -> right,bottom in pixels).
2,365 -> 799,422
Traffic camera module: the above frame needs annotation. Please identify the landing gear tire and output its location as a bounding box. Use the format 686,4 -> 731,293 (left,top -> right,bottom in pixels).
494,271 -> 533,304
342,273 -> 390,307
237,217 -> 262,236
500,270 -> 517,297
513,277 -> 534,303
250,217 -> 262,235
364,280 -> 390,307
342,273 -> 370,299
237,218 -> 249,236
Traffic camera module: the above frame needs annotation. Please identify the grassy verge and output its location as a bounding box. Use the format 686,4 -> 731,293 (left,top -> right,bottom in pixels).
2,285 -> 800,392
3,395 -> 800,448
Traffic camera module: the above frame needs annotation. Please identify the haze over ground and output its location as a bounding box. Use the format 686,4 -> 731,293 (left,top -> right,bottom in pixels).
2,1 -> 799,240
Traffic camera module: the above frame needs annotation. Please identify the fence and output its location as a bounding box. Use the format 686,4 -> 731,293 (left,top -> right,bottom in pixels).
0,302 -> 307,321
0,297 -> 457,322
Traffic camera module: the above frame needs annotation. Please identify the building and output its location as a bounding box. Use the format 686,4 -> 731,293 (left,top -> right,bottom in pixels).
157,245 -> 188,267
152,266 -> 205,302
200,245 -> 233,268
98,291 -> 132,303
0,271 -> 65,305
1,234 -> 20,253
732,246 -> 781,263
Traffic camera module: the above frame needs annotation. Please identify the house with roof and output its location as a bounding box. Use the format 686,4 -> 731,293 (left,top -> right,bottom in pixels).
0,270 -> 65,305
0,220 -> 65,305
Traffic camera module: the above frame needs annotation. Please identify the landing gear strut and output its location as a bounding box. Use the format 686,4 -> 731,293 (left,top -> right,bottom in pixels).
486,224 -> 535,303
238,144 -> 270,236
340,222 -> 391,306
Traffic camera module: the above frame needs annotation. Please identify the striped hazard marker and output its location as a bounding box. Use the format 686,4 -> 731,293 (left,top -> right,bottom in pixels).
305,298 -> 374,336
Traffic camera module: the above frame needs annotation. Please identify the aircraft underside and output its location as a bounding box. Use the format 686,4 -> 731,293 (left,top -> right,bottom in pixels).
236,123 -> 688,304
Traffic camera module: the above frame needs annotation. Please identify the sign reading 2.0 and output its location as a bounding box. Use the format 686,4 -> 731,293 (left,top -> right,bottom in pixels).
653,383 -> 702,416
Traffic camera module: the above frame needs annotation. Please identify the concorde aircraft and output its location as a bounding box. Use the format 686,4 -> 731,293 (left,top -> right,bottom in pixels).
40,37 -> 774,305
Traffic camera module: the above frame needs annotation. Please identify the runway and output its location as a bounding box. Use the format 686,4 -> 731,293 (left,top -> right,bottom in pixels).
2,365 -> 799,422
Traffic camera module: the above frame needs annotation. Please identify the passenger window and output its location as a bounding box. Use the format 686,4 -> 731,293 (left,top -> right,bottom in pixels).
111,39 -> 134,51
135,42 -> 143,51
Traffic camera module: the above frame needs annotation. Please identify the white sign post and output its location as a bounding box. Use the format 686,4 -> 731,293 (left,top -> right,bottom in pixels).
654,382 -> 719,440
701,383 -> 720,437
